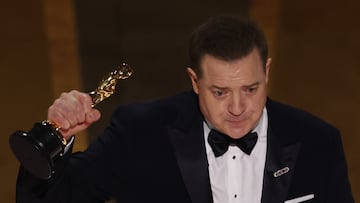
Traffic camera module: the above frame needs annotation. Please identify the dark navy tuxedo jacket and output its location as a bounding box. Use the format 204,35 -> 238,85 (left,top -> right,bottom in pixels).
17,91 -> 354,203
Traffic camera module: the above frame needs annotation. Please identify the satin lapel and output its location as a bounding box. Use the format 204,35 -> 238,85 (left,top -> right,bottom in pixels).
261,128 -> 301,203
169,123 -> 213,203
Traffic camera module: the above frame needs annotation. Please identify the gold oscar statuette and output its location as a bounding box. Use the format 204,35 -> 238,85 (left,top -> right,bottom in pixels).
9,63 -> 133,180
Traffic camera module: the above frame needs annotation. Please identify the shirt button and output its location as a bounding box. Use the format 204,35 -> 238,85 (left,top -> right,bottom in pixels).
232,155 -> 236,159
234,194 -> 237,198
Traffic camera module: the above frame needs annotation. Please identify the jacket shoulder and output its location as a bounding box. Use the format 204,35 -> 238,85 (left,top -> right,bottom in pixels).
111,91 -> 198,125
266,99 -> 339,140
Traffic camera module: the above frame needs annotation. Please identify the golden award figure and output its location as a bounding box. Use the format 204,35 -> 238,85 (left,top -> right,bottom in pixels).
9,63 -> 133,180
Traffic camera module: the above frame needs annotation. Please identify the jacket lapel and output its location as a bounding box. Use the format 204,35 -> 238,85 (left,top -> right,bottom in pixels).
262,99 -> 302,203
169,126 -> 213,203
168,92 -> 213,203
261,128 -> 301,203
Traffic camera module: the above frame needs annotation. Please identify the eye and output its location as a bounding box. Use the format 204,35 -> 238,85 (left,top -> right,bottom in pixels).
214,90 -> 224,97
249,87 -> 256,92
245,86 -> 258,94
212,89 -> 226,98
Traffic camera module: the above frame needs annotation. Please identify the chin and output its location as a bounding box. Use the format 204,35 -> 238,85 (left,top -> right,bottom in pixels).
227,128 -> 250,139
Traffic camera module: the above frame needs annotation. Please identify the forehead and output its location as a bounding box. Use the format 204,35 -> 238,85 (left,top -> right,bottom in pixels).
199,50 -> 264,83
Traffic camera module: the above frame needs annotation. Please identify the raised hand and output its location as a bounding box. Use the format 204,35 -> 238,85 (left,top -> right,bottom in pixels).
47,90 -> 101,139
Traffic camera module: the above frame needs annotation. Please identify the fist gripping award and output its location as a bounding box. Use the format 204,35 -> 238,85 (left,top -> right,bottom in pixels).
9,63 -> 133,180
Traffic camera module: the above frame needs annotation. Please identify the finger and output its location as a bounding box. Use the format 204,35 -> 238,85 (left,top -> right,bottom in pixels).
68,90 -> 92,125
74,91 -> 94,123
48,106 -> 71,130
77,91 -> 94,113
48,91 -> 85,129
56,94 -> 81,128
60,122 -> 91,139
61,110 -> 101,138
85,109 -> 101,123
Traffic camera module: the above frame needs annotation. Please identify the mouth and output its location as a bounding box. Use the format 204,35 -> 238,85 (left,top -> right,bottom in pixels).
225,120 -> 247,130
224,116 -> 250,130
225,117 -> 247,123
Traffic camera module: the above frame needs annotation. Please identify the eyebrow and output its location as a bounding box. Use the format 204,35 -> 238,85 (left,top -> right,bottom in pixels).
209,85 -> 228,90
243,82 -> 260,88
209,82 -> 260,90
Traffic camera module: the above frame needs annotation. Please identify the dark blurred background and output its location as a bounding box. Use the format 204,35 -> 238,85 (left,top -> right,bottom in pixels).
1,0 -> 359,202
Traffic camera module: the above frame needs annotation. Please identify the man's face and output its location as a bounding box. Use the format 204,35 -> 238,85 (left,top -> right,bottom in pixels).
188,49 -> 271,139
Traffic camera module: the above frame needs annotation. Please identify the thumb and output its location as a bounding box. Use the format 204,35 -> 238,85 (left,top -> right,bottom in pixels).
60,110 -> 101,139
86,109 -> 101,123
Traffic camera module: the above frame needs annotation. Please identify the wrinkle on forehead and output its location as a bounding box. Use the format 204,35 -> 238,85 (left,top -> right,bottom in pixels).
200,52 -> 265,87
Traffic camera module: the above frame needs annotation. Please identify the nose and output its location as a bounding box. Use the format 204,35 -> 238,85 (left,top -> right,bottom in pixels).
228,94 -> 245,116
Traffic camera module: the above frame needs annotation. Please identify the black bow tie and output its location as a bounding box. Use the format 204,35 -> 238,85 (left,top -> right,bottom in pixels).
208,129 -> 258,157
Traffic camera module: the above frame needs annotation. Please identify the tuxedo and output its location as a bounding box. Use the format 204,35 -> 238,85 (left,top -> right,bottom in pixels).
17,91 -> 354,203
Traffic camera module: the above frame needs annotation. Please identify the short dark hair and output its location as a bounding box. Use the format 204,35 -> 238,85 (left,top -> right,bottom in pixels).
189,15 -> 268,76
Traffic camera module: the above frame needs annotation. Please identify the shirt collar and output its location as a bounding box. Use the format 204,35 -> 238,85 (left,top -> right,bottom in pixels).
203,107 -> 268,138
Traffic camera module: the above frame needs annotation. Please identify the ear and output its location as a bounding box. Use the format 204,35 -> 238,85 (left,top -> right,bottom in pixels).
187,67 -> 199,94
265,58 -> 271,84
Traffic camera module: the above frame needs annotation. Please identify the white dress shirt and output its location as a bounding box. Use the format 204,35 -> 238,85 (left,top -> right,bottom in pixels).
204,108 -> 268,203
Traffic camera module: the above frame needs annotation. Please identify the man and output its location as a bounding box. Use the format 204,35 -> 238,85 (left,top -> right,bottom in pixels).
16,16 -> 354,203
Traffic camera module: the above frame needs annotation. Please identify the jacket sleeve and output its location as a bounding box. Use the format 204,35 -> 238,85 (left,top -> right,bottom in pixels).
325,130 -> 354,203
15,114 -> 128,203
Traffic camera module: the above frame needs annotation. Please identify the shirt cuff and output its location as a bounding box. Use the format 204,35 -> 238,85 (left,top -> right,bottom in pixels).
63,136 -> 75,154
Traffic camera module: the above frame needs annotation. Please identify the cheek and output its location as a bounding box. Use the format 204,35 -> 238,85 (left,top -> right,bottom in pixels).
250,88 -> 267,105
199,95 -> 225,120
211,106 -> 229,125
248,93 -> 267,116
